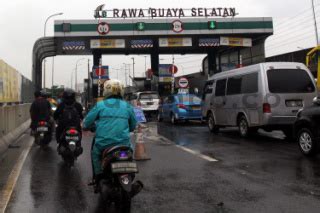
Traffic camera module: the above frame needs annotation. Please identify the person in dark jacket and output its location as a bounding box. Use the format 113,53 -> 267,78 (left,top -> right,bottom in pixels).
30,90 -> 52,134
54,89 -> 83,144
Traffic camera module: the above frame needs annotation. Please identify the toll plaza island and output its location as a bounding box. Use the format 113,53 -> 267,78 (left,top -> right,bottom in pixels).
32,7 -> 273,97
6,3 -> 320,213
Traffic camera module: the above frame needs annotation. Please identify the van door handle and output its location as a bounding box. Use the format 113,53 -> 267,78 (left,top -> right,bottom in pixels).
223,101 -> 226,105
210,103 -> 213,106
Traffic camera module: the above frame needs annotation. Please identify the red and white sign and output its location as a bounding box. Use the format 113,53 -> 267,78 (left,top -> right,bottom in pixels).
169,65 -> 178,74
97,22 -> 110,35
95,67 -> 106,76
172,20 -> 184,33
178,77 -> 189,88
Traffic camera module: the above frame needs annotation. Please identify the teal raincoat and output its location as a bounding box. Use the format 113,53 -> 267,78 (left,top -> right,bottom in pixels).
83,97 -> 137,175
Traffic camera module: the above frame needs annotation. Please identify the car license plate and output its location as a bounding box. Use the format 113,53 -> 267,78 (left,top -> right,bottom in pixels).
111,162 -> 138,173
286,100 -> 303,107
147,102 -> 153,105
192,106 -> 201,110
37,127 -> 48,132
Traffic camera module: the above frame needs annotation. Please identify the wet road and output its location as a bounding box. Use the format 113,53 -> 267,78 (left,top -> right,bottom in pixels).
2,122 -> 320,213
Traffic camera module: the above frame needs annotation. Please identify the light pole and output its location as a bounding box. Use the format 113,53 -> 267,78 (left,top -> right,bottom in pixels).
144,56 -> 147,77
311,0 -> 319,45
131,57 -> 135,79
75,58 -> 86,92
123,63 -> 129,86
43,12 -> 63,89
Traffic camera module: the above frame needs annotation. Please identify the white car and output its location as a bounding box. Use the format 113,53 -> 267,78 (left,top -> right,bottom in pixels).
128,91 -> 160,114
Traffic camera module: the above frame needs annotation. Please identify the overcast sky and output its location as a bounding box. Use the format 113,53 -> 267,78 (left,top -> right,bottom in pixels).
0,0 -> 319,88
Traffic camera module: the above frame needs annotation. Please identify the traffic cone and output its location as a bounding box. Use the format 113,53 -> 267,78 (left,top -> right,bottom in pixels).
134,124 -> 150,161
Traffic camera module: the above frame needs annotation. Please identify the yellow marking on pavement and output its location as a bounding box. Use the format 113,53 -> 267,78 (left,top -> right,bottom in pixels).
0,137 -> 33,213
176,145 -> 218,162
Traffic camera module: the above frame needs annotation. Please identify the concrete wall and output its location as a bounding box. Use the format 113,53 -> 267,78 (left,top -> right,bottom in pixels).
0,104 -> 31,156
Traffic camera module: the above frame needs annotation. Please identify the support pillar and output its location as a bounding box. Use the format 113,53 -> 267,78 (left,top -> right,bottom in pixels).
151,53 -> 159,76
207,51 -> 217,76
92,52 -> 102,99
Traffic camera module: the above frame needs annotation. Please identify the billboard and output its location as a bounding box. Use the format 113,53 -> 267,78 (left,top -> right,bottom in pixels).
90,39 -> 126,49
0,60 -> 21,103
159,38 -> 192,47
220,37 -> 252,47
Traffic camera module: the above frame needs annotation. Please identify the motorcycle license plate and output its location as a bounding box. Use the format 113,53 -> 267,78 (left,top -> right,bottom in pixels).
37,127 -> 48,132
65,136 -> 79,141
111,162 -> 138,174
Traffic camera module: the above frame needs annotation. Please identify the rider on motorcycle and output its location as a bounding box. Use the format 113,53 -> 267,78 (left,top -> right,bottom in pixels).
83,79 -> 137,184
30,90 -> 52,135
54,89 -> 83,152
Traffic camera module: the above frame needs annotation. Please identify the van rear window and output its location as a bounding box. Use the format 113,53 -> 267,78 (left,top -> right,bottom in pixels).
267,69 -> 315,93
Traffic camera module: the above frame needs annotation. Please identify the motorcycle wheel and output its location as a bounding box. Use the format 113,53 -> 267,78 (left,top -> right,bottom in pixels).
116,190 -> 131,213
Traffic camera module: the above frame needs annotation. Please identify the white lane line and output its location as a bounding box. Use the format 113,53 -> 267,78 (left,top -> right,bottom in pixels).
0,137 -> 33,213
175,145 -> 218,162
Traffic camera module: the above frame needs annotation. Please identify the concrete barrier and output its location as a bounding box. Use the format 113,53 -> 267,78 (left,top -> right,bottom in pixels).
0,104 -> 31,156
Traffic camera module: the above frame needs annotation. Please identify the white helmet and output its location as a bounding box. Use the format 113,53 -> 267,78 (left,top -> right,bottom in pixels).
103,79 -> 124,98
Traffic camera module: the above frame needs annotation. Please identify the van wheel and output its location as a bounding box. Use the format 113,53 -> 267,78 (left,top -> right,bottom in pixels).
170,113 -> 177,125
238,115 -> 249,137
208,113 -> 219,134
297,128 -> 319,156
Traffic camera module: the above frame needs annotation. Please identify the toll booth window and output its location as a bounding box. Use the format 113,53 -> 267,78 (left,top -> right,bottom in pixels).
267,69 -> 315,93
215,79 -> 227,97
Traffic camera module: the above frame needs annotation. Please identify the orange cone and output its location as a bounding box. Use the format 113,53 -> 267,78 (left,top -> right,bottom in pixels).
134,125 -> 150,161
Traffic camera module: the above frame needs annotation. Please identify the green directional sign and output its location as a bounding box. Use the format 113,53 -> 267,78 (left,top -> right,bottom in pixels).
208,21 -> 216,30
136,22 -> 146,31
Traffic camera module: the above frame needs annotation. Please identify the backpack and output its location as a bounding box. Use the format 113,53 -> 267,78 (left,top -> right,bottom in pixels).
60,103 -> 80,127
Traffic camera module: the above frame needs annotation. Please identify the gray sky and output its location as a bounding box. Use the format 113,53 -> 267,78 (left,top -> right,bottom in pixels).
0,0 -> 319,88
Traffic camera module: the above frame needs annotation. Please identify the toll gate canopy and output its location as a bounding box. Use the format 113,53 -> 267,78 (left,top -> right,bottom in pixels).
32,15 -> 273,90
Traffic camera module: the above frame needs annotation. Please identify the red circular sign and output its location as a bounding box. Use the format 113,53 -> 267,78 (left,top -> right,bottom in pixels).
169,65 -> 178,74
97,22 -> 110,35
172,20 -> 184,33
95,68 -> 106,76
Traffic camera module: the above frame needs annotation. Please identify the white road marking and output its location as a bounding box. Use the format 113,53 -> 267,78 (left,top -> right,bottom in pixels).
0,137 -> 33,213
175,145 -> 218,162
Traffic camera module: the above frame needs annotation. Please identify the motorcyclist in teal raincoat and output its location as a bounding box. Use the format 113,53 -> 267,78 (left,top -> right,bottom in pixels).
83,79 -> 137,182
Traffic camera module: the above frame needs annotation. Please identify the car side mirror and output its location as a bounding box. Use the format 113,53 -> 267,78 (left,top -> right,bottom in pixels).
312,97 -> 320,105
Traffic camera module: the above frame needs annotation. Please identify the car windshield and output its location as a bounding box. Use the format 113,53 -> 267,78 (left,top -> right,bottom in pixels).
267,69 -> 315,93
139,93 -> 159,100
177,95 -> 201,103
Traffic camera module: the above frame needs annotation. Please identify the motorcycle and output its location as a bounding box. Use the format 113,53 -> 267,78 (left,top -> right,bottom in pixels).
97,145 -> 143,212
34,120 -> 52,147
58,127 -> 83,166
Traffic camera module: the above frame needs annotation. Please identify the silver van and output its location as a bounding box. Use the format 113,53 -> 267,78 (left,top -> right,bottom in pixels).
202,62 -> 317,138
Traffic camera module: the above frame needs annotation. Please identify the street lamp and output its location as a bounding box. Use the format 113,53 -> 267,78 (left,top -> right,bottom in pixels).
43,12 -> 63,89
311,0 -> 319,45
75,58 -> 86,92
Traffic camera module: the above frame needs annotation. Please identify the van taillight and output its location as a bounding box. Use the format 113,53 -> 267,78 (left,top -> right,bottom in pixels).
263,103 -> 271,113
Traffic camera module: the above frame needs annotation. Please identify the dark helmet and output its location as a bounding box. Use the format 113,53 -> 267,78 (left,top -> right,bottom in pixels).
34,90 -> 41,98
63,89 -> 76,104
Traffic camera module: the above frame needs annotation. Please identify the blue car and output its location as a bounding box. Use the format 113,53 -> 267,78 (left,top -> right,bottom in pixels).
158,94 -> 202,124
